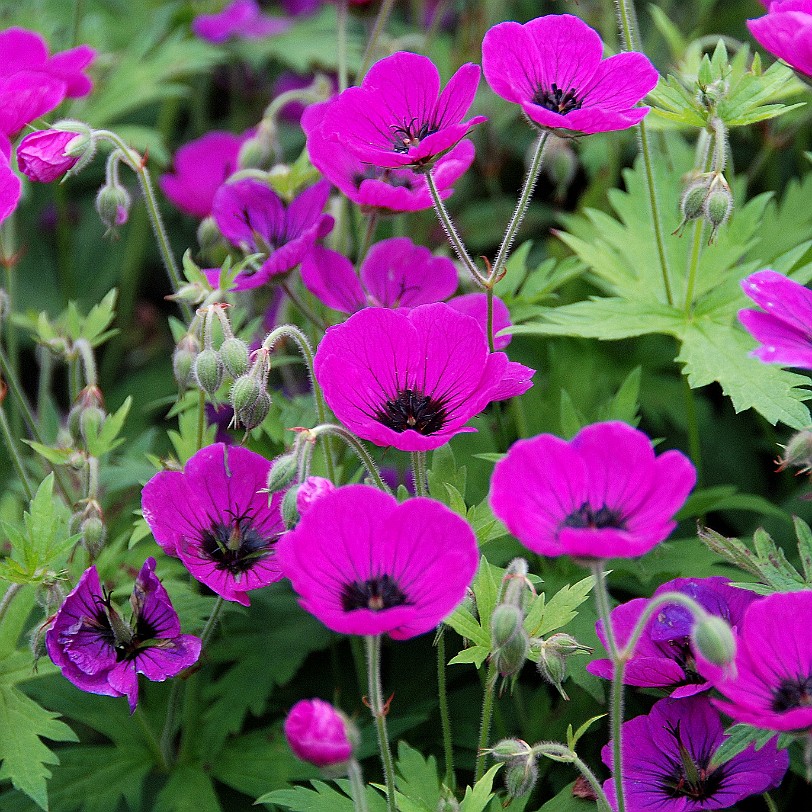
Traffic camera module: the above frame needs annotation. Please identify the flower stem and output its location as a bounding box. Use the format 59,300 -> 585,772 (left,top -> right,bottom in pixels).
425,170 -> 485,287
359,0 -> 396,79
281,280 -> 327,331
357,212 -> 379,267
681,374 -> 703,485
532,743 -> 612,812
196,390 -> 206,452
682,217 -> 705,316
411,450 -> 427,497
347,759 -> 370,812
0,403 -> 33,501
485,284 -> 496,353
436,627 -> 456,789
474,659 -> 498,782
763,793 -> 778,812
0,583 -> 22,629
310,424 -> 389,493
134,707 -> 168,773
364,634 -> 397,812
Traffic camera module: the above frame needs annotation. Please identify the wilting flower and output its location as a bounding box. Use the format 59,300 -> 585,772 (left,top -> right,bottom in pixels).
482,14 -> 658,135
490,421 -> 695,559
602,696 -> 788,811
192,0 -> 291,42
314,303 -> 534,452
277,484 -> 478,638
317,51 -> 486,170
749,0 -> 812,78
303,101 -> 475,212
0,27 -> 95,138
588,577 -> 759,696
209,178 -> 333,290
284,698 -> 355,767
160,130 -> 251,218
46,558 -> 201,711
738,269 -> 812,369
141,443 -> 286,606
0,134 -> 21,225
17,130 -> 81,182
699,590 -> 812,731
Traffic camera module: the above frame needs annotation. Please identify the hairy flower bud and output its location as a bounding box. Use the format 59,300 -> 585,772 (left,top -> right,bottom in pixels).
220,337 -> 250,378
491,604 -> 524,648
505,758 -> 538,799
267,454 -> 298,493
193,348 -> 224,396
281,485 -> 301,529
776,429 -> 812,475
297,476 -> 336,515
691,613 -> 737,667
239,390 -> 271,431
230,374 -> 262,414
488,738 -> 534,763
68,386 -> 106,445
704,175 -> 733,242
173,335 -> 200,389
436,794 -> 460,812
197,216 -> 224,256
95,183 -> 131,232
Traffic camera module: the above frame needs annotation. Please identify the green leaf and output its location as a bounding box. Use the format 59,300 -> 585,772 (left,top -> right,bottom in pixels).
794,517 -> 812,582
447,646 -> 490,668
459,765 -> 502,812
537,781 -> 595,811
154,765 -> 222,812
84,396 -> 132,457
394,742 -> 441,811
258,780 -> 387,811
524,576 -> 594,639
712,725 -> 778,766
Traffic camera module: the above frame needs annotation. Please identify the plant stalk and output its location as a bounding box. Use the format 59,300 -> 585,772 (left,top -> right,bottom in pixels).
474,659 -> 498,782
364,634 -> 397,812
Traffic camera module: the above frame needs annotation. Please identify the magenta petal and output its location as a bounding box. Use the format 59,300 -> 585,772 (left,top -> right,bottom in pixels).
0,28 -> 49,76
301,245 -> 365,313
580,51 -> 659,111
739,310 -> 812,367
447,292 -> 512,349
212,178 -> 285,250
0,142 -> 21,224
741,270 -> 812,333
0,72 -> 66,137
749,9 -> 812,76
286,179 -> 331,234
45,44 -> 96,97
432,63 -> 482,128
482,22 -> 538,103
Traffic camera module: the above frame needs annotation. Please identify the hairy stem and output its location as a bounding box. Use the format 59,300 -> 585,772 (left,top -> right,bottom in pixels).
0,404 -> 33,500
411,450 -> 428,497
474,659 -> 498,782
436,627 -> 456,789
365,634 -> 397,812
347,759 -> 370,812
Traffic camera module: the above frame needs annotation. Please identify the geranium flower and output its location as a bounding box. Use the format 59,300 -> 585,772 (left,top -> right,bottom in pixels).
698,590 -> 812,731
0,27 -> 95,138
276,484 -> 478,639
739,270 -> 812,368
46,558 -> 201,712
490,421 -> 695,559
16,129 -> 81,182
192,0 -> 291,42
318,51 -> 486,170
482,14 -> 658,135
302,101 -> 476,212
588,577 -> 759,696
0,134 -> 21,225
141,443 -> 286,606
209,177 -> 333,290
313,303 -> 534,452
749,0 -> 812,77
447,292 -> 513,350
284,699 -> 355,767
159,130 -> 251,219
602,696 -> 788,811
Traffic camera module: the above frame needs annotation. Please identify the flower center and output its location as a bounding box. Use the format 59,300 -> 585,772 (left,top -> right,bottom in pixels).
376,388 -> 447,435
390,118 -> 437,154
89,598 -> 162,663
200,516 -> 274,574
533,83 -> 583,115
660,722 -> 724,801
340,574 -> 410,612
561,503 -> 626,530
772,676 -> 812,712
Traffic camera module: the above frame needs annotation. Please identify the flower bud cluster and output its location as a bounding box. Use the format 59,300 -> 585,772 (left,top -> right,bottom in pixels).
675,171 -> 733,243
490,559 -> 532,685
488,739 -> 539,799
70,499 -> 107,559
67,385 -> 107,446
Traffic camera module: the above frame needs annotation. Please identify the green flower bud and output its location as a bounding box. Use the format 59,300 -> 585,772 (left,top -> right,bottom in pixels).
197,216 -> 224,257
220,337 -> 250,378
282,485 -> 300,529
193,348 -> 224,396
173,335 -> 200,389
491,604 -> 524,648
79,406 -> 106,445
537,646 -> 568,699
492,628 -> 529,678
436,795 -> 460,812
267,454 -> 298,493
704,185 -> 733,228
230,375 -> 262,413
691,614 -> 737,667
777,429 -> 812,475
80,515 -> 106,557
240,390 -> 271,430
488,738 -> 533,763
95,183 -> 131,231
68,386 -> 105,444
505,758 -> 538,799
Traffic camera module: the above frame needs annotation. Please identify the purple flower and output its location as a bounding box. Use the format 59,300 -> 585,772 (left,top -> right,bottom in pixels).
482,15 -> 658,135
141,443 -> 286,606
16,129 -> 80,182
46,558 -> 201,712
296,476 -> 336,515
490,421 -> 696,560
277,484 -> 478,639
192,0 -> 291,43
313,303 -> 534,452
284,698 -> 354,767
318,52 -> 486,170
749,0 -> 812,77
159,130 -> 250,219
588,577 -> 759,696
303,101 -> 476,212
208,178 -> 333,290
738,269 -> 812,368
698,590 -> 812,732
602,696 -> 788,811
301,238 -> 459,313
0,134 -> 21,225
0,27 -> 95,138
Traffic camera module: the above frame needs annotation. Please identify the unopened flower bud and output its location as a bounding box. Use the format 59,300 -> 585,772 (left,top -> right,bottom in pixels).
297,476 -> 336,515
68,386 -> 106,444
674,176 -> 713,237
505,758 -> 538,799
238,121 -> 278,170
193,348 -> 224,396
777,429 -> 812,474
500,557 -> 530,610
230,374 -> 262,414
282,485 -> 300,529
17,129 -> 91,182
284,698 -> 355,768
239,390 -> 271,430
220,337 -> 250,378
436,795 -> 460,812
197,216 -> 224,256
704,176 -> 733,242
492,630 -> 530,679
267,454 -> 299,493
488,738 -> 533,763
691,613 -> 737,667
80,515 -> 106,557
173,335 -> 200,389
491,604 -> 524,648
95,183 -> 131,231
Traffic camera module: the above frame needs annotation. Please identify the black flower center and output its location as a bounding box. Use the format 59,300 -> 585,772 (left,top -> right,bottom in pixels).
659,638 -> 702,684
90,600 -> 162,663
660,722 -> 725,802
340,574 -> 410,612
533,83 -> 583,115
199,516 -> 275,575
561,503 -> 626,531
375,388 -> 447,435
772,676 -> 812,712
390,118 -> 438,153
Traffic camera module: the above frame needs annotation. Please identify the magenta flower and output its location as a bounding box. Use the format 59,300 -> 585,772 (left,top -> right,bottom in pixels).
46,558 -> 201,712
160,130 -> 251,219
192,0 -> 291,42
738,270 -> 812,369
303,101 -> 476,212
0,134 -> 21,225
16,129 -> 81,182
277,484 -> 478,639
301,238 -> 458,313
318,52 -> 486,170
490,421 -> 695,559
447,292 -> 513,350
482,15 -> 658,135
588,577 -> 759,696
0,27 -> 95,138
698,590 -> 812,732
208,178 -> 333,290
284,699 -> 354,767
749,0 -> 812,77
313,303 -> 534,452
141,443 -> 286,606
602,696 -> 788,811
296,476 -> 336,516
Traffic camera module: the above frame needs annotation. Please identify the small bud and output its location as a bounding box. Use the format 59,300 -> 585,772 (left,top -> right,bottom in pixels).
17,129 -> 92,182
704,175 -> 733,243
68,386 -> 106,444
80,516 -> 107,557
220,337 -> 250,378
95,183 -> 131,232
297,476 -> 336,515
282,485 -> 301,529
436,798 -> 460,812
284,698 -> 355,768
491,604 -> 524,648
193,348 -> 224,396
691,613 -> 737,667
197,216 -> 224,256
674,175 -> 712,237
267,454 -> 298,493
488,738 -> 533,763
776,429 -> 812,475
500,557 -> 530,610
173,335 -> 200,389
237,121 -> 278,170
239,390 -> 271,430
505,758 -> 538,799
492,628 -> 530,679
230,374 -> 262,414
